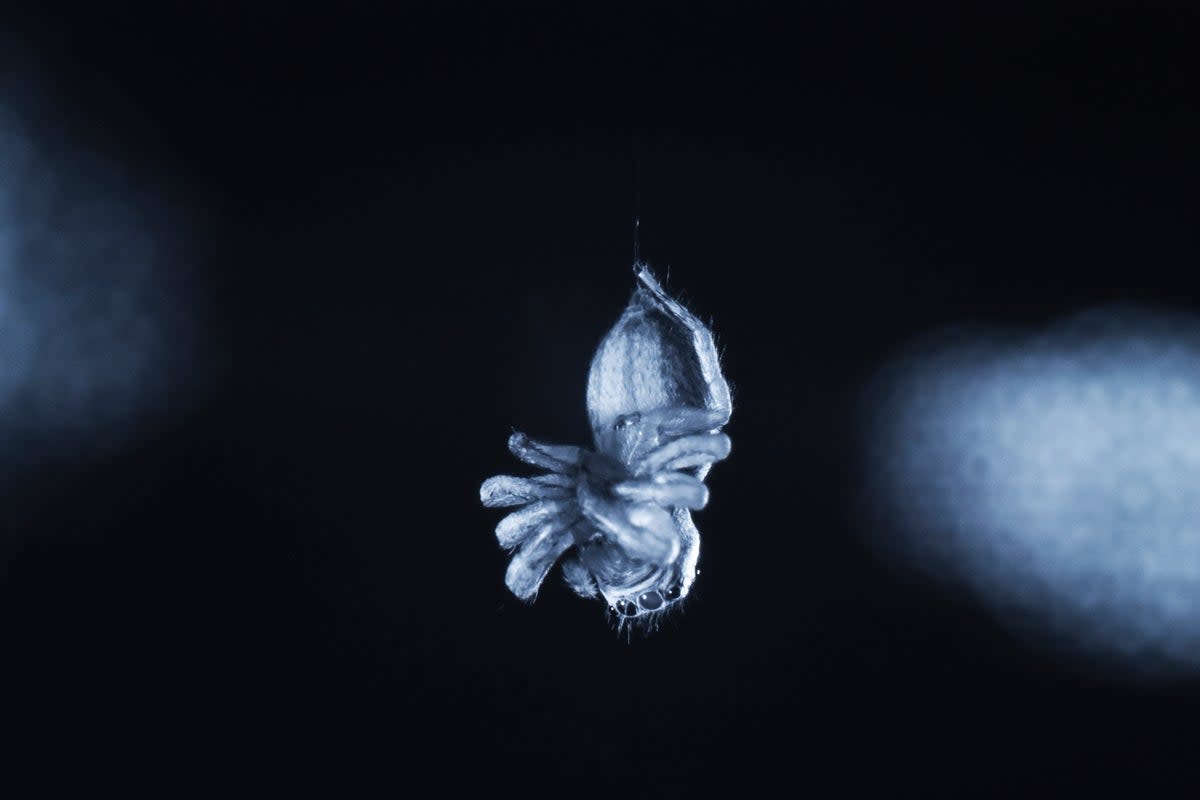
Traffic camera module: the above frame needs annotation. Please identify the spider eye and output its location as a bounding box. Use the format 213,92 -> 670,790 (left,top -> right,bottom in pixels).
615,599 -> 638,617
663,584 -> 682,600
638,590 -> 664,610
613,413 -> 641,431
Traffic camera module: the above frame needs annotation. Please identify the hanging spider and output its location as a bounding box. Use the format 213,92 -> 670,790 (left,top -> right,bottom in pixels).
480,264 -> 732,631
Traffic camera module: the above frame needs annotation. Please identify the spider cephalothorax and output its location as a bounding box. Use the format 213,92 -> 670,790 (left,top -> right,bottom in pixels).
481,265 -> 732,631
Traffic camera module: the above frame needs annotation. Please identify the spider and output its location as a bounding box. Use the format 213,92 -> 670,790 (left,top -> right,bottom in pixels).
480,264 -> 732,630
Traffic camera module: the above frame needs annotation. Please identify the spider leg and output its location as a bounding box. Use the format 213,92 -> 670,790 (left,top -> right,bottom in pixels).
578,483 -> 680,565
613,471 -> 709,510
480,474 -> 575,508
634,433 -> 732,476
507,431 -> 582,474
506,518 -> 586,601
495,499 -> 578,549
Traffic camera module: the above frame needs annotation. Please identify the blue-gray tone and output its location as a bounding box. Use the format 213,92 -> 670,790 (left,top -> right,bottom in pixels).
481,265 -> 731,631
860,309 -> 1200,677
0,100 -> 204,479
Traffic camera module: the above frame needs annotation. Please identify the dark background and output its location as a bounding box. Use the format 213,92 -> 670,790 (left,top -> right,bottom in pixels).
2,1 -> 1199,793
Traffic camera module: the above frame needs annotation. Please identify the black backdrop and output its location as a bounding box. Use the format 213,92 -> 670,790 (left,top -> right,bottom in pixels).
2,2 -> 1199,793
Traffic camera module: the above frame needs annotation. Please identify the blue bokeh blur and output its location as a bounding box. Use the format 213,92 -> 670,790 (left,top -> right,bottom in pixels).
860,309 -> 1200,678
0,98 -> 205,478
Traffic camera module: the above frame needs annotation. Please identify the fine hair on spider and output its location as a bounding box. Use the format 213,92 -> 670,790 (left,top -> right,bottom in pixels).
481,264 -> 732,634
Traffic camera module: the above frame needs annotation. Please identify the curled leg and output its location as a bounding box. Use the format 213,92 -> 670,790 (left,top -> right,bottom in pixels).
480,474 -> 575,508
495,499 -> 578,549
508,432 -> 582,474
613,471 -> 709,510
579,483 -> 680,565
506,518 -> 585,601
635,433 -> 731,476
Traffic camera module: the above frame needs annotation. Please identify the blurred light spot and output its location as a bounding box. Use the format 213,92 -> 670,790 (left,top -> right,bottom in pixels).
0,97 -> 207,478
858,309 -> 1200,678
